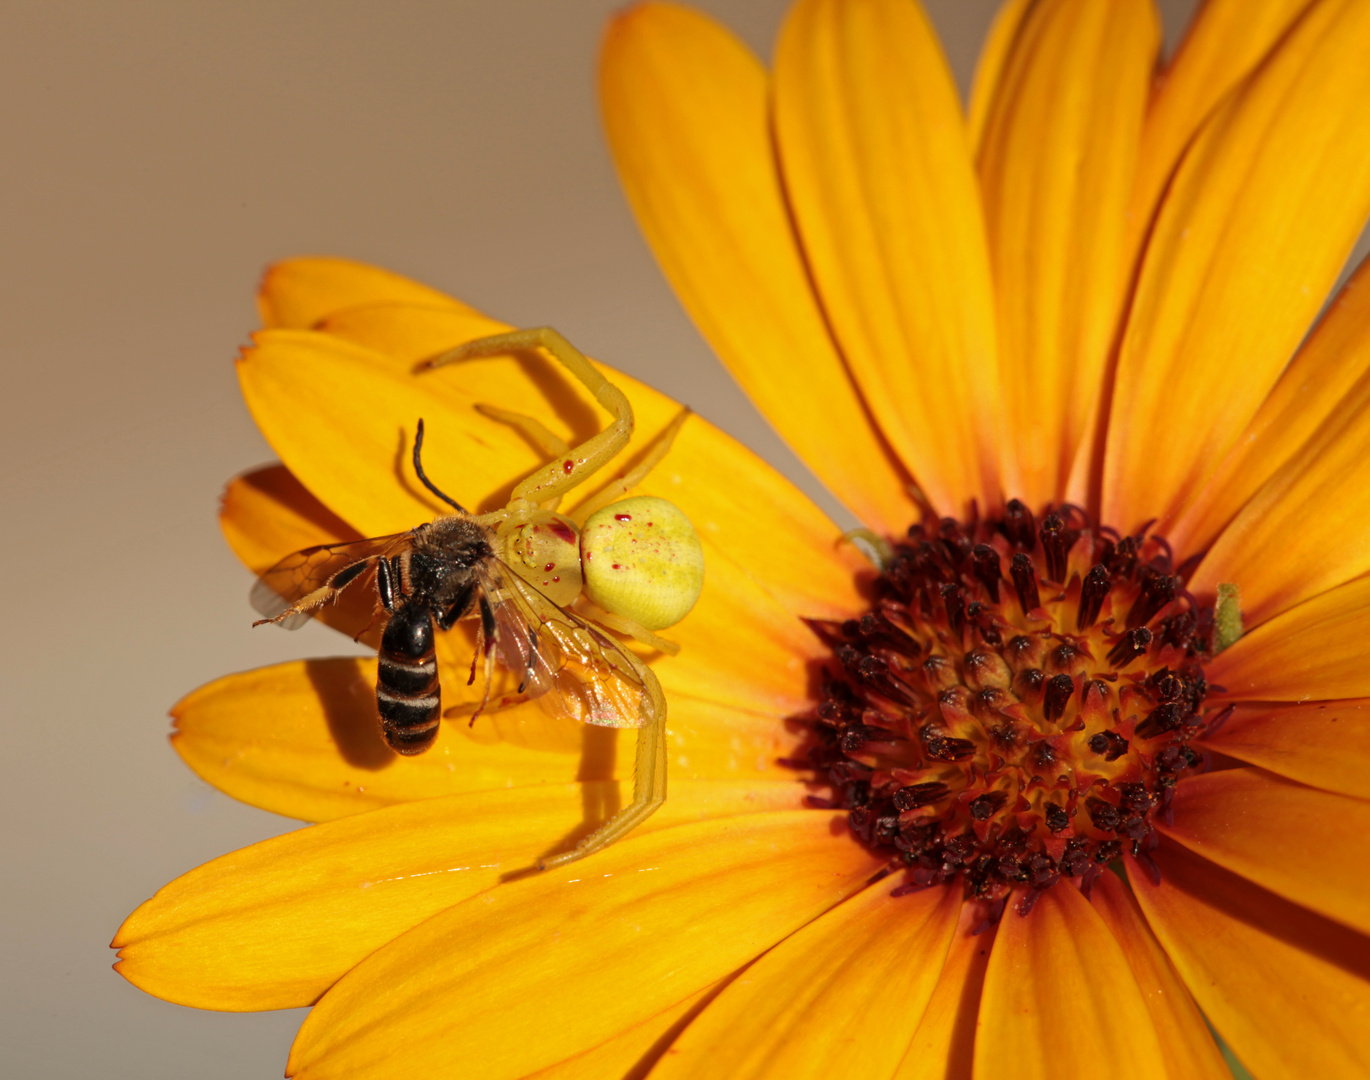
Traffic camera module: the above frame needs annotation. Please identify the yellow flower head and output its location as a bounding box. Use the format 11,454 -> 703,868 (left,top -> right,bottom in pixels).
115,1 -> 1370,1077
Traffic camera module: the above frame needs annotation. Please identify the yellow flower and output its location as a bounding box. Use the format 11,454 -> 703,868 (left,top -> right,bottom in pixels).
113,0 -> 1370,1077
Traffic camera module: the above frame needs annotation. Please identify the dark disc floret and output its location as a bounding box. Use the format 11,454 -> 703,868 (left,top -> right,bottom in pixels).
799,501 -> 1219,919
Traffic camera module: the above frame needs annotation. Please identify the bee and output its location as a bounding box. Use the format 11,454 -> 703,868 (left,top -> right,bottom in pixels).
251,328 -> 705,867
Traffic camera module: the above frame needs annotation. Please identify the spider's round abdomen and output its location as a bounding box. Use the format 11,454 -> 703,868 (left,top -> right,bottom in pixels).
580,496 -> 704,631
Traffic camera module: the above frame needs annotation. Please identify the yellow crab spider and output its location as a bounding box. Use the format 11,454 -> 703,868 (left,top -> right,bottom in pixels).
421,327 -> 705,868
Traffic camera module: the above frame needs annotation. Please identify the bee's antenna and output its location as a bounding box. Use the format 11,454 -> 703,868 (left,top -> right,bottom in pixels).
413,419 -> 467,512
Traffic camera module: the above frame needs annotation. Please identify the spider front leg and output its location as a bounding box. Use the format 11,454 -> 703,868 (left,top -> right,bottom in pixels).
538,667 -> 668,871
424,327 -> 633,507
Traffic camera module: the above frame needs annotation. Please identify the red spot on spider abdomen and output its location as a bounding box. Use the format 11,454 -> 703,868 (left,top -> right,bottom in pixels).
547,520 -> 576,544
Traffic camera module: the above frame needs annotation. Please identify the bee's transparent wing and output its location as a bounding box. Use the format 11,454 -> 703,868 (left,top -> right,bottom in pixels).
476,561 -> 656,729
251,534 -> 407,629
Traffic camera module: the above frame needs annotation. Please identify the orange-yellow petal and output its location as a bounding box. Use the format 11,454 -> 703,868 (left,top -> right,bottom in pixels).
1201,699 -> 1370,799
1170,254 -> 1370,563
257,257 -> 468,329
1129,842 -> 1370,1078
112,780 -> 799,1011
173,659 -> 804,822
974,883 -> 1166,1079
893,901 -> 994,1080
1184,290 -> 1370,623
1103,0 -> 1370,535
773,0 -> 1004,515
1159,767 -> 1370,936
525,981 -> 720,1080
1089,872 -> 1230,1078
649,582 -> 818,717
286,811 -> 883,1079
1206,575 -> 1370,702
966,0 -> 1033,153
599,2 -> 918,534
652,883 -> 960,1079
1128,0 -> 1314,263
976,0 -> 1157,507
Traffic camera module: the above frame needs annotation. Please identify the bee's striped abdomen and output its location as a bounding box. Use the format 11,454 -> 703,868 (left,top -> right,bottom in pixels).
377,600 -> 440,754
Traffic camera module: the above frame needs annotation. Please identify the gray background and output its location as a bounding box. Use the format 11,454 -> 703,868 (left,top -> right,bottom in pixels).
8,0 -> 1336,1076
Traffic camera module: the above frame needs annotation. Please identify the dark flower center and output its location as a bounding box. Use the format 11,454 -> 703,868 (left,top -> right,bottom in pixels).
802,500 -> 1220,921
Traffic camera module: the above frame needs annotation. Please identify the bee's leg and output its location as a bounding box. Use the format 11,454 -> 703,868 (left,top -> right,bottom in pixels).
436,581 -> 476,631
538,673 -> 668,870
355,557 -> 402,644
376,557 -> 399,612
573,406 -> 691,522
464,594 -> 500,727
423,328 -> 633,506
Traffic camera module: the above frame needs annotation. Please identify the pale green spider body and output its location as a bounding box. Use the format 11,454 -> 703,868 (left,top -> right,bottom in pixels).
423,328 -> 704,869
581,496 -> 705,631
